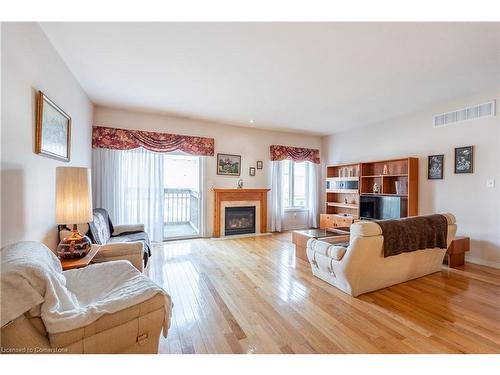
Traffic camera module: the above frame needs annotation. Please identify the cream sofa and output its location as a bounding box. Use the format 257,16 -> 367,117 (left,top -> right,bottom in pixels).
306,213 -> 457,297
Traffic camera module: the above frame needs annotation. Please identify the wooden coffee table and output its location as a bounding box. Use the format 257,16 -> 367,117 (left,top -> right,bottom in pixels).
292,228 -> 350,262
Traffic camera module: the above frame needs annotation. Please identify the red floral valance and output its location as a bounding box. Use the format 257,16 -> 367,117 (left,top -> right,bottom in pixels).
92,126 -> 214,156
270,145 -> 320,164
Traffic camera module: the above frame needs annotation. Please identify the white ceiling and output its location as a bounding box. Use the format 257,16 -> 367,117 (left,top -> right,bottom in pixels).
40,22 -> 499,135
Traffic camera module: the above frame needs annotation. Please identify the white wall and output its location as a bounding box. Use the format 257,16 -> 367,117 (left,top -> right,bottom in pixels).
1,23 -> 93,250
93,106 -> 322,235
322,89 -> 500,268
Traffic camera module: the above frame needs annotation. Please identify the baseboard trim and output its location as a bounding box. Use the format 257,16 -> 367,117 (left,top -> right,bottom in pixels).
211,233 -> 272,241
465,256 -> 500,269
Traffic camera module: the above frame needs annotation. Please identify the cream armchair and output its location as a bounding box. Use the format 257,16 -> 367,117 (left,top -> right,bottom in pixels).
59,226 -> 144,272
1,241 -> 172,354
59,208 -> 152,272
306,214 -> 457,297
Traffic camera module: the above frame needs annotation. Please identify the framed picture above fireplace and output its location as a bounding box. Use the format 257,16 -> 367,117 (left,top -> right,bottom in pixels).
217,153 -> 241,176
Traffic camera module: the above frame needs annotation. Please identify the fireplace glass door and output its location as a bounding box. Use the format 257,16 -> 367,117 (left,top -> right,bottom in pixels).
225,206 -> 256,236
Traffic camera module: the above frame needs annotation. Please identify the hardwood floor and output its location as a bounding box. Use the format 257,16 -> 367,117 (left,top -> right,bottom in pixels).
146,233 -> 500,354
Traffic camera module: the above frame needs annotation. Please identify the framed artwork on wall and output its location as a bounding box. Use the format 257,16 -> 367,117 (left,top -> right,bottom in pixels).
454,146 -> 474,174
35,91 -> 71,162
428,155 -> 444,180
249,167 -> 256,176
217,153 -> 241,176
256,160 -> 263,169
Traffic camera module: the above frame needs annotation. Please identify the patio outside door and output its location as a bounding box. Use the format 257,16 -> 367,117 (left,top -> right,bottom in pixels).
163,154 -> 202,240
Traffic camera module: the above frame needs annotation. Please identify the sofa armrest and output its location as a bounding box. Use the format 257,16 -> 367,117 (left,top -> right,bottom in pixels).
95,242 -> 143,258
307,239 -> 347,261
113,224 -> 145,235
93,242 -> 144,272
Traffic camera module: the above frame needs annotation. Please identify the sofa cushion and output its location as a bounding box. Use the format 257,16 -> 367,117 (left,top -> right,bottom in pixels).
108,231 -> 151,256
88,209 -> 114,245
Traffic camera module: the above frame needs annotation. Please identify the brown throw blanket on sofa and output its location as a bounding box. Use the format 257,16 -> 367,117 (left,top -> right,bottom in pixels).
376,214 -> 448,257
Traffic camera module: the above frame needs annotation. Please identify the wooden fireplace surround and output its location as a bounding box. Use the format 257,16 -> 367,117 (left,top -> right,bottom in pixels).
213,188 -> 270,237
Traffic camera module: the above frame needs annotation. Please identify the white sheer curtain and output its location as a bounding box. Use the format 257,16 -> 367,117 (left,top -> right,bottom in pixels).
270,160 -> 284,232
306,161 -> 319,228
92,147 -> 165,241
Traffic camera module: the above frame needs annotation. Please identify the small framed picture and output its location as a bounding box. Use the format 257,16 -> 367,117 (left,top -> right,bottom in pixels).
428,155 -> 444,180
256,160 -> 263,169
249,167 -> 256,176
217,153 -> 241,176
35,91 -> 71,162
455,146 -> 473,174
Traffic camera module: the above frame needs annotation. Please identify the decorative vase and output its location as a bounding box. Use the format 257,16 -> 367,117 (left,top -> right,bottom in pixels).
373,182 -> 379,194
383,165 -> 389,175
57,224 -> 91,259
237,179 -> 244,189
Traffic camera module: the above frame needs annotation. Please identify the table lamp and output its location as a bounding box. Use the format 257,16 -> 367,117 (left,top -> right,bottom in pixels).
55,167 -> 93,259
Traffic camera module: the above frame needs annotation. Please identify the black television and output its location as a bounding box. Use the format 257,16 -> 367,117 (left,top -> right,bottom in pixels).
359,195 -> 407,220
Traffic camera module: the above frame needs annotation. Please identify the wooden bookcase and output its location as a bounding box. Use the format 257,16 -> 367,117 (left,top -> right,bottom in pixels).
321,157 -> 418,228
359,157 -> 418,217
323,163 -> 361,228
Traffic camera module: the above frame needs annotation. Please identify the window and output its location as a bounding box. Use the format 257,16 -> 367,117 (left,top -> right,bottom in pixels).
282,160 -> 306,209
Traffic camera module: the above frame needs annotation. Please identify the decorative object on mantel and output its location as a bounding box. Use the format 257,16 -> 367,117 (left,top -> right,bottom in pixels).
256,161 -> 263,169
373,182 -> 380,194
383,164 -> 389,175
454,146 -> 473,174
35,91 -> 71,162
270,144 -> 320,164
217,153 -> 241,176
92,125 -> 214,155
237,179 -> 244,189
428,154 -> 444,179
55,167 -> 93,259
249,167 -> 256,176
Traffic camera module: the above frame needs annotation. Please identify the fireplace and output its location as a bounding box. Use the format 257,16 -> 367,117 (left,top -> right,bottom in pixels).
224,206 -> 256,236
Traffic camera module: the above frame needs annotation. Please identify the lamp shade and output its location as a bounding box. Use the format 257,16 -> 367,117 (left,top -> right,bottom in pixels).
55,167 -> 92,224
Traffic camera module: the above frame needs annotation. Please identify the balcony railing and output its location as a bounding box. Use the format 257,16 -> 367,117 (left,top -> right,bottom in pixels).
164,188 -> 199,229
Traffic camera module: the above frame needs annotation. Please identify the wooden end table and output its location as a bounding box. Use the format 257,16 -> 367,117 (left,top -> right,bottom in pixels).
60,245 -> 100,271
444,236 -> 470,268
292,228 -> 350,262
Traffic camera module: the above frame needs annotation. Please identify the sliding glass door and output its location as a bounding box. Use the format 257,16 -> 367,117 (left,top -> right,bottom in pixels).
163,154 -> 202,240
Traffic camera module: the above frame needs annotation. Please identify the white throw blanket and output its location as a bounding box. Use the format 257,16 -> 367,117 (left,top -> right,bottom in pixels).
1,241 -> 171,336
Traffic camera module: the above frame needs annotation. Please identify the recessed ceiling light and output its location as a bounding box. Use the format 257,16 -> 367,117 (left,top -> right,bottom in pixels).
249,119 -> 255,124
